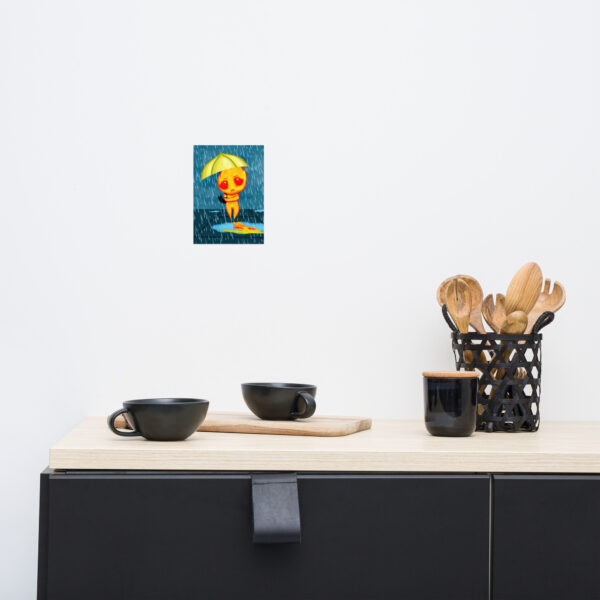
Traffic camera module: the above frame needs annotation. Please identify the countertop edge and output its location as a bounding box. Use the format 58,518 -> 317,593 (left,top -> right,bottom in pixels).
49,448 -> 600,473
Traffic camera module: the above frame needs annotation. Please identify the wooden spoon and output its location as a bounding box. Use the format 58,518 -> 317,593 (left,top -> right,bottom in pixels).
500,311 -> 528,334
444,278 -> 472,334
482,294 -> 506,334
505,262 -> 543,315
525,279 -> 566,333
493,311 -> 529,380
437,274 -> 485,333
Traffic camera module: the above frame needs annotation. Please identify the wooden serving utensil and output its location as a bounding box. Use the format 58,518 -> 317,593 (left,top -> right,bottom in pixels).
525,279 -> 566,333
493,311 -> 529,380
445,278 -> 474,364
437,274 -> 485,333
515,368 -> 527,379
482,294 -> 506,334
444,278 -> 472,333
505,262 -> 543,315
500,310 -> 528,334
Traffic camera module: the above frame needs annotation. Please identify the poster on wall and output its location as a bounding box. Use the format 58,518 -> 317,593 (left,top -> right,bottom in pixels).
193,145 -> 264,244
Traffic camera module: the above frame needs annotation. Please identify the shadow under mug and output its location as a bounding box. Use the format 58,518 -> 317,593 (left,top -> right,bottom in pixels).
422,371 -> 479,437
241,383 -> 317,420
107,398 -> 209,441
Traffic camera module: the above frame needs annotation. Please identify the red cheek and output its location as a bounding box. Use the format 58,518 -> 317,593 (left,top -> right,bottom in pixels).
219,180 -> 228,190
234,177 -> 244,186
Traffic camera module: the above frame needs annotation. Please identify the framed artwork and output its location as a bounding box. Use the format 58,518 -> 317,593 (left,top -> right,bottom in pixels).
193,145 -> 264,244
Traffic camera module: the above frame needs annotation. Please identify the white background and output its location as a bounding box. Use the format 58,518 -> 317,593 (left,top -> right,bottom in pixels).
1,0 -> 598,596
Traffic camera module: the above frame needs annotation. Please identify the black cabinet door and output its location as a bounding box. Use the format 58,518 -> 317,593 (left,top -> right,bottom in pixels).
493,475 -> 600,600
39,471 -> 489,600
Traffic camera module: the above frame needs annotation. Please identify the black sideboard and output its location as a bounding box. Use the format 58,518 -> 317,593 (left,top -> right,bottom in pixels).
37,469 -> 600,600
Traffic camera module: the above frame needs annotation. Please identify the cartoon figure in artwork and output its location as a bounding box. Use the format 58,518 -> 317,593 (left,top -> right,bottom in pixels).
217,167 -> 246,220
200,153 -> 248,222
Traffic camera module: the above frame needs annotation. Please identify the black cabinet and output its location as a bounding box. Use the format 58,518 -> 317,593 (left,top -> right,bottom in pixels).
38,471 -> 489,600
41,470 -> 600,599
492,475 -> 600,600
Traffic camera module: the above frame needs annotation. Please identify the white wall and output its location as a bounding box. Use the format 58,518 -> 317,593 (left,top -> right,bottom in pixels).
1,0 -> 598,596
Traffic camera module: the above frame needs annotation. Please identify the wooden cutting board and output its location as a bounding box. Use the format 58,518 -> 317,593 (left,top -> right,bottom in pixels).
114,411 -> 371,437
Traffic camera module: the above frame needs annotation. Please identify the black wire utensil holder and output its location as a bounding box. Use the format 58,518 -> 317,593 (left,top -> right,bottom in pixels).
442,306 -> 554,432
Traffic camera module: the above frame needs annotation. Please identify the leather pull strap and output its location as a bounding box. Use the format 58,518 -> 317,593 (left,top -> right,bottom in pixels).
251,473 -> 301,544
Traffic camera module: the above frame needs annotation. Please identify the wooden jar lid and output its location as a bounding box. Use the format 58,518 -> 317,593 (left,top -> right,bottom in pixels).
422,371 -> 479,379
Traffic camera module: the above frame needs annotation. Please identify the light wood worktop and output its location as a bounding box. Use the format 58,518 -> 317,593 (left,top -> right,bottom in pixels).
49,417 -> 600,473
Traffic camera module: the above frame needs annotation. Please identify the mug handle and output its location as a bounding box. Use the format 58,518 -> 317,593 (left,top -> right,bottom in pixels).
291,391 -> 316,419
107,408 -> 141,437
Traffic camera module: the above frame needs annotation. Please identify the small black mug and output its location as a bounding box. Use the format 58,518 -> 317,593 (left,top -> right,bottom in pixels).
107,398 -> 209,441
241,383 -> 317,420
423,371 -> 479,437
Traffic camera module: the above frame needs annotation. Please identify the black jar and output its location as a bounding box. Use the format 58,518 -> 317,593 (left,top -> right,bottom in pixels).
423,371 -> 479,437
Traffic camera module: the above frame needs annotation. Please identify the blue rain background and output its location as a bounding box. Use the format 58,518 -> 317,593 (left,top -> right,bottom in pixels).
193,145 -> 264,244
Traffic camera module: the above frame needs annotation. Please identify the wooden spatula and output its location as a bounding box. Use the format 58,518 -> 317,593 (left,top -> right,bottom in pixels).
525,279 -> 565,333
437,274 -> 485,333
482,293 -> 506,334
505,262 -> 543,315
445,278 -> 472,333
445,278 -> 474,363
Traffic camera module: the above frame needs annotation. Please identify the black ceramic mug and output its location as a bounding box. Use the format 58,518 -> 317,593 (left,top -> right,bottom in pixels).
241,383 -> 317,420
423,372 -> 479,437
107,398 -> 209,441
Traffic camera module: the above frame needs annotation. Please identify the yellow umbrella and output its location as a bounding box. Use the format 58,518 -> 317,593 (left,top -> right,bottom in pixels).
200,153 -> 248,180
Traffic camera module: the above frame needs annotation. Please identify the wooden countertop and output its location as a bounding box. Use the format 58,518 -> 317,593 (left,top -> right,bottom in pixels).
49,417 -> 600,473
